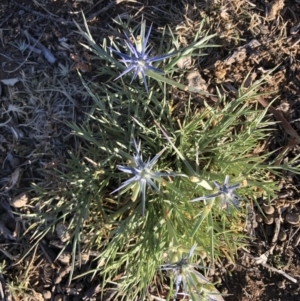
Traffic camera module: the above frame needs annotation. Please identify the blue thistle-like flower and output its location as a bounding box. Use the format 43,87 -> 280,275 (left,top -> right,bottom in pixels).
108,20 -> 175,92
111,139 -> 180,216
160,244 -> 209,301
191,175 -> 240,214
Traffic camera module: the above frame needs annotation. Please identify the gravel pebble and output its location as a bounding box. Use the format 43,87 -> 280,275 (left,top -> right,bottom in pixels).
262,204 -> 275,215
285,212 -> 300,225
34,292 -> 43,301
177,56 -> 192,69
56,222 -> 70,242
263,215 -> 274,225
278,231 -> 287,241
57,251 -> 71,265
43,290 -> 51,300
277,280 -> 285,289
10,192 -> 29,208
186,71 -> 207,91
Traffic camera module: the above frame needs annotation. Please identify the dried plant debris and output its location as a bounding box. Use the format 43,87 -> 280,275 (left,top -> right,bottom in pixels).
186,70 -> 208,91
55,222 -> 70,243
56,251 -> 71,265
224,39 -> 261,66
176,56 -> 192,69
70,52 -> 92,73
10,192 -> 29,208
266,0 -> 285,20
54,266 -> 71,285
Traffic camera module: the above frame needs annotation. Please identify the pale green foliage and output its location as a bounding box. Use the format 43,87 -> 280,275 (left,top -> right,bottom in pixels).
26,13 -> 300,301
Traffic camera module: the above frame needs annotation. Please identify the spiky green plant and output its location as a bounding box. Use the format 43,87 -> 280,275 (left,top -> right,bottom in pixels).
74,13 -> 218,94
24,13 -> 300,301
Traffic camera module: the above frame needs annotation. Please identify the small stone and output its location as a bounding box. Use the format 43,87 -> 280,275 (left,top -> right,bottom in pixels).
34,292 -> 43,301
186,71 -> 207,91
278,231 -> 287,241
262,204 -> 275,215
10,193 -> 29,208
57,251 -> 71,265
215,68 -> 227,80
56,222 -> 70,243
278,102 -> 290,114
176,56 -> 192,69
263,215 -> 274,225
277,280 -> 285,289
285,213 -> 300,225
43,290 -> 51,300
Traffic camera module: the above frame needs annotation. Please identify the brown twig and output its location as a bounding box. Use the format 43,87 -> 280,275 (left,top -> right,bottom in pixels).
245,249 -> 297,283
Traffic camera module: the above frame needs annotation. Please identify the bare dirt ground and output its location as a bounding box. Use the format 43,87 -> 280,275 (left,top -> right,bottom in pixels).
1,0 -> 300,300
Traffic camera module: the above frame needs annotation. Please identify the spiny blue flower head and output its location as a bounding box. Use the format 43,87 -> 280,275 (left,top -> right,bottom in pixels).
191,175 -> 240,214
160,244 -> 208,301
108,20 -> 174,92
160,245 -> 217,300
111,139 -> 177,216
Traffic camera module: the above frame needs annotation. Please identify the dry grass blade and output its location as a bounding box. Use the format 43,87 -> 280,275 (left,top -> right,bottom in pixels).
257,96 -> 300,144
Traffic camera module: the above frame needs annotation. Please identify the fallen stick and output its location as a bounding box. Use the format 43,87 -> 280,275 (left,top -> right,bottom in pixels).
21,30 -> 56,64
261,261 -> 297,283
245,250 -> 297,284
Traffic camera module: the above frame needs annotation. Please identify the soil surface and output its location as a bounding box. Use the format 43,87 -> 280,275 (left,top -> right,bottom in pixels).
1,0 -> 300,300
